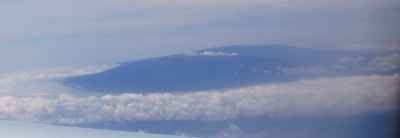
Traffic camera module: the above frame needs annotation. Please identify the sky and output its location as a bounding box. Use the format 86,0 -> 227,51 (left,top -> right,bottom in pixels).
1,0 -> 400,72
0,1 -> 400,137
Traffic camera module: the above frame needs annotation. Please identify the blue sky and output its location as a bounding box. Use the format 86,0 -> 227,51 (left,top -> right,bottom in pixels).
1,0 -> 399,72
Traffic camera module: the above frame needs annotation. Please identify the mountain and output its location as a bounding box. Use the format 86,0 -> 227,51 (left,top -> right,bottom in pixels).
63,45 -> 398,94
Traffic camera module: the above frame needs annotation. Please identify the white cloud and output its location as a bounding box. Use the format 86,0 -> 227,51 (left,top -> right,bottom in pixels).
216,124 -> 266,138
330,54 -> 400,72
0,66 -> 398,125
216,124 -> 242,138
330,56 -> 366,70
369,54 -> 400,71
0,65 -> 118,97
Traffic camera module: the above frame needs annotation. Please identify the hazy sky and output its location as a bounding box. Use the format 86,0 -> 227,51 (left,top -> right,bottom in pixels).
1,0 -> 400,72
1,1 -> 399,137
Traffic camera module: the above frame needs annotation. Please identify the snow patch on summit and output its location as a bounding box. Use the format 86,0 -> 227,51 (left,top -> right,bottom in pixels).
184,51 -> 239,56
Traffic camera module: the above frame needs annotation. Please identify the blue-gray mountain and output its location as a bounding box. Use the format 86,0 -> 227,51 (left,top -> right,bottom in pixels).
63,45 -> 398,94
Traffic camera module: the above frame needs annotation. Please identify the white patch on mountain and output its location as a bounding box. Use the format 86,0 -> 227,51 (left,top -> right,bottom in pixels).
183,51 -> 239,56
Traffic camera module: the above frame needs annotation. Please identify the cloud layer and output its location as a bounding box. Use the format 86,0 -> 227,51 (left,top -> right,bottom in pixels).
0,66 -> 398,125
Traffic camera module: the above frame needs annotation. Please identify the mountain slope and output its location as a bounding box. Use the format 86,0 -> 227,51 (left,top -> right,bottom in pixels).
63,45 -> 398,94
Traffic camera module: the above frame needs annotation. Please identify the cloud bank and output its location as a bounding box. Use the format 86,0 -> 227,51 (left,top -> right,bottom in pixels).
0,66 -> 398,125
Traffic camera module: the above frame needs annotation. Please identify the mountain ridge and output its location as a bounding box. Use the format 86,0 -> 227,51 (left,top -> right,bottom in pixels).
63,45 -> 398,94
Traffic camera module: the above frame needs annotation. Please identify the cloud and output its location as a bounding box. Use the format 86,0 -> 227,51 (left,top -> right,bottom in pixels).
0,66 -> 398,125
0,65 -> 118,97
216,124 -> 266,138
368,53 -> 400,71
216,124 -> 242,138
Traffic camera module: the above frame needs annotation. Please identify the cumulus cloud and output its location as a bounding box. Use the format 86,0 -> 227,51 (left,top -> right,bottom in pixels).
0,66 -> 398,125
